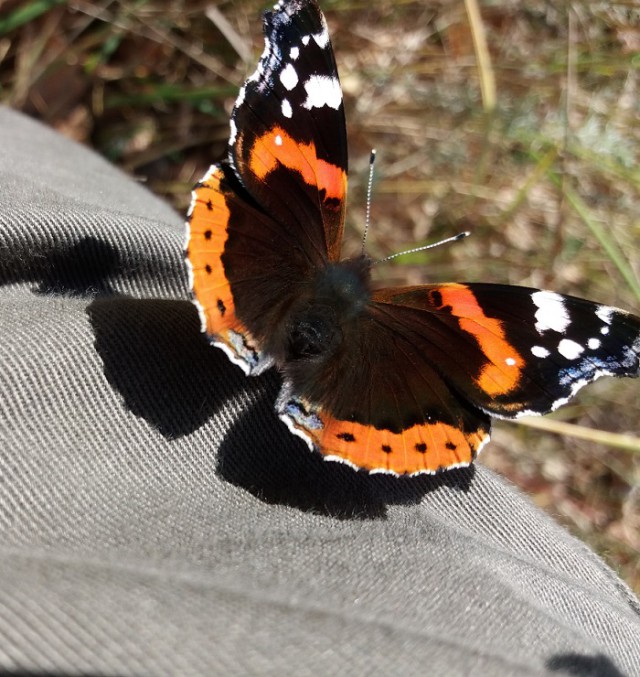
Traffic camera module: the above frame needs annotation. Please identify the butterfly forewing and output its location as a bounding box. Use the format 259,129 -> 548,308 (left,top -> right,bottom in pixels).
229,0 -> 348,263
371,284 -> 640,419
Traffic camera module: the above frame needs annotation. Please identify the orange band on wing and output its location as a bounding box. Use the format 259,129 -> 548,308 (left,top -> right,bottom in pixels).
247,126 -> 346,201
187,168 -> 243,337
287,408 -> 488,475
439,285 -> 523,396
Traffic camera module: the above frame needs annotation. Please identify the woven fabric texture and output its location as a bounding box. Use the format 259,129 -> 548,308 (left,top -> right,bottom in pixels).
1,106 -> 639,676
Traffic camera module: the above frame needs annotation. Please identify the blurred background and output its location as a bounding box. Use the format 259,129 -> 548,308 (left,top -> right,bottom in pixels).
1,0 -> 638,592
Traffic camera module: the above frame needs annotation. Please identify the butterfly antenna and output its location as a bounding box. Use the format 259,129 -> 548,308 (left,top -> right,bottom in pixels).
361,149 -> 377,255
376,231 -> 471,264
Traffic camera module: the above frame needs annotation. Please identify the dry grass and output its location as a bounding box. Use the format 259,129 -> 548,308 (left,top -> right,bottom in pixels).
1,0 -> 639,592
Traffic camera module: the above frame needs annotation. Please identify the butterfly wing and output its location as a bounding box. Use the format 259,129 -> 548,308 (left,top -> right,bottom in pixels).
373,284 -> 640,418
186,0 -> 348,372
187,164 -> 292,373
277,284 -> 494,476
279,283 -> 640,475
229,0 -> 348,262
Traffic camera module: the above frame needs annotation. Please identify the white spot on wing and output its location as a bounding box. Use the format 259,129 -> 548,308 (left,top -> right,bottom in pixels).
302,75 -> 342,110
184,253 -> 195,291
281,99 -> 293,118
532,291 -> 570,334
302,35 -> 310,46
368,466 -> 400,477
213,340 -> 252,376
312,27 -> 330,49
279,63 -> 298,90
289,46 -> 300,60
515,368 -> 610,418
279,412 -> 315,451
531,345 -> 550,358
249,36 -> 272,84
476,433 -> 491,457
217,329 -> 271,375
588,337 -> 601,350
193,299 -> 208,334
235,85 -> 246,108
596,305 -> 614,324
275,134 -> 283,146
505,357 -> 516,366
200,164 -> 217,182
557,338 -> 585,360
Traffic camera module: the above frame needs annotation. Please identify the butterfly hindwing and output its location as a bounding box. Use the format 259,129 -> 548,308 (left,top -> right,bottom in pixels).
187,165 -> 268,373
275,283 -> 494,475
279,394 -> 491,476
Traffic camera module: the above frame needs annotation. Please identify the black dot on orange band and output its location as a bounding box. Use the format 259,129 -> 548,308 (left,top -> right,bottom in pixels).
415,442 -> 427,453
206,201 -> 213,211
324,196 -> 341,210
217,299 -> 226,316
204,229 -> 212,239
205,264 -> 212,274
381,444 -> 392,453
337,432 -> 355,443
445,441 -> 457,451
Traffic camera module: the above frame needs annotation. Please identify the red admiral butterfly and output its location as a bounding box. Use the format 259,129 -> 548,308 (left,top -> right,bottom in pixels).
186,0 -> 640,475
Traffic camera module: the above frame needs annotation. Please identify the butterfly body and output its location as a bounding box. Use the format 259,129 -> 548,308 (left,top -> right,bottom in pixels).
186,0 -> 640,475
282,254 -> 371,356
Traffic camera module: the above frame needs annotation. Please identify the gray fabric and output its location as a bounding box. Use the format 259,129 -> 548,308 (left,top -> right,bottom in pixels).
0,105 -> 639,677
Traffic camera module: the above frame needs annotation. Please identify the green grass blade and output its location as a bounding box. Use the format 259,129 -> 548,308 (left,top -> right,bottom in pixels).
0,0 -> 68,35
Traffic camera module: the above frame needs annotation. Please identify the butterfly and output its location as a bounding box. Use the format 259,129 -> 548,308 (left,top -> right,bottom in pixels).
185,0 -> 640,476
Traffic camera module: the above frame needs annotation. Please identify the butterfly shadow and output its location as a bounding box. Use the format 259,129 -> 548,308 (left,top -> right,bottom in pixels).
86,297 -> 249,438
87,296 -> 475,518
1,235 -> 121,297
546,652 -> 625,677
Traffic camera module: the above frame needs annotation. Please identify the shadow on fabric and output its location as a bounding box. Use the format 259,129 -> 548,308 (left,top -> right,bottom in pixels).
0,235 -> 121,296
216,362 -> 476,520
87,297 -> 247,438
218,406 -> 475,519
547,652 -> 625,676
87,296 -> 475,519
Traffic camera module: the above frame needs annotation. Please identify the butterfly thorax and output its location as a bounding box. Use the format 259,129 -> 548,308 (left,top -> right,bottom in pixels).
284,255 -> 372,363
